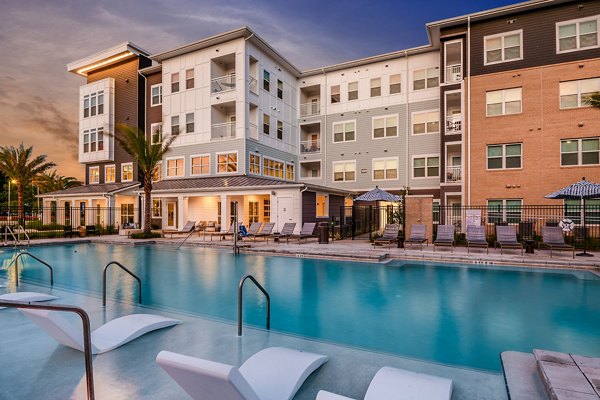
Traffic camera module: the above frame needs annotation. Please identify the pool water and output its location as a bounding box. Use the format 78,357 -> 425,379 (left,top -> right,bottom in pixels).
2,243 -> 599,371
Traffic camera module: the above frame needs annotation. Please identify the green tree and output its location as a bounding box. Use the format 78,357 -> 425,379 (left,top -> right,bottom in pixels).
114,124 -> 175,236
36,171 -> 83,194
0,143 -> 55,223
588,93 -> 600,109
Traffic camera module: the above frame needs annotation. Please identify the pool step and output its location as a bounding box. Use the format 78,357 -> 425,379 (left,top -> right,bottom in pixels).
501,351 -> 549,400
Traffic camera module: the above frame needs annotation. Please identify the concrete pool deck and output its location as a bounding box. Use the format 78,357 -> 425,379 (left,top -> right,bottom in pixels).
0,281 -> 507,400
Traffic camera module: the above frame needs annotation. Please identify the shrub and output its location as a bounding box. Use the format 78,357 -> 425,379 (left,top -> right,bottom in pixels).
130,232 -> 162,239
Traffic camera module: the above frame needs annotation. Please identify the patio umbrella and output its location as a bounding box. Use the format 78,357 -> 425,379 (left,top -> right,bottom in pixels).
545,177 -> 600,257
354,186 -> 401,202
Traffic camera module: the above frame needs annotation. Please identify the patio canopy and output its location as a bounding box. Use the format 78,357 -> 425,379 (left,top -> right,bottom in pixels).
354,186 -> 401,202
545,178 -> 600,200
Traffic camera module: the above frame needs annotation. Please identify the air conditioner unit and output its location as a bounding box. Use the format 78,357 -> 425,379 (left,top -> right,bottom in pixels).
452,73 -> 462,81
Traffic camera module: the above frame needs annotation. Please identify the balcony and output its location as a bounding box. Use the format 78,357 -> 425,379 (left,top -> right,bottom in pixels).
300,101 -> 320,117
446,115 -> 462,134
300,139 -> 320,154
446,165 -> 462,183
445,64 -> 462,84
211,122 -> 236,140
211,74 -> 236,93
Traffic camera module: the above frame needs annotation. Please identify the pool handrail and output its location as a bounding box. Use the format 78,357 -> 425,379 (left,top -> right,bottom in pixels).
102,261 -> 142,307
7,251 -> 54,287
0,300 -> 95,400
238,274 -> 270,336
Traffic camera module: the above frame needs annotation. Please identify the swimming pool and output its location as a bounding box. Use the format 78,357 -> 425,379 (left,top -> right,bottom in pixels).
1,243 -> 599,372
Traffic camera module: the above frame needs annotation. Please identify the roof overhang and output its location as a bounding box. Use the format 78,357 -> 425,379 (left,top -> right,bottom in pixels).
38,182 -> 140,198
67,42 -> 150,77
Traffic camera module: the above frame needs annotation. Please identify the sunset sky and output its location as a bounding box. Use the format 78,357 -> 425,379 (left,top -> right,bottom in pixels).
1,0 -> 515,180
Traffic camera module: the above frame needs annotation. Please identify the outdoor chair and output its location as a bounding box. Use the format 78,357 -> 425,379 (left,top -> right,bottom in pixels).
267,222 -> 296,244
466,225 -> 488,254
433,225 -> 455,252
85,225 -> 100,237
373,224 -> 399,249
405,224 -> 428,251
162,221 -> 196,238
242,222 -> 262,239
518,221 -> 535,241
495,225 -> 523,256
540,226 -> 575,259
63,225 -> 77,238
296,222 -> 317,243
248,222 -> 275,242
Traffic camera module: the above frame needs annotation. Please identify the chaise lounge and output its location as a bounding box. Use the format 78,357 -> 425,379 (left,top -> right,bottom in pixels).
433,225 -> 455,252
373,224 -> 399,248
404,224 -> 428,251
495,225 -> 523,256
267,222 -> 296,244
156,346 -> 328,400
246,222 -> 275,242
466,225 -> 489,254
296,222 -> 317,243
162,220 -> 197,239
541,226 -> 575,259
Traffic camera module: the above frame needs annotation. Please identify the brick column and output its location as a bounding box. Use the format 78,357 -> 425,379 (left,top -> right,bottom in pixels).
405,195 -> 433,243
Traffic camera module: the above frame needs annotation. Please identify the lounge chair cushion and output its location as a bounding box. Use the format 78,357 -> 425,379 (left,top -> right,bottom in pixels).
0,292 -> 59,310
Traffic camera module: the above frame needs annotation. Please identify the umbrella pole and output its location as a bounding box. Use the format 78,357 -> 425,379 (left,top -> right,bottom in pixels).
576,197 -> 593,257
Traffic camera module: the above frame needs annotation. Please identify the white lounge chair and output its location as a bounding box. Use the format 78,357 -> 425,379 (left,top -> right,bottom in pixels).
19,309 -> 181,354
157,346 -> 328,400
0,292 -> 59,310
316,366 -> 453,400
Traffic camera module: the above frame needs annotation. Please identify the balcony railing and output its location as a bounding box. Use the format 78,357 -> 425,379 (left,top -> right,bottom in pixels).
299,101 -> 320,117
446,115 -> 462,134
249,123 -> 258,140
249,76 -> 258,94
300,139 -> 320,153
211,122 -> 236,140
445,64 -> 462,83
446,165 -> 462,183
211,74 -> 236,93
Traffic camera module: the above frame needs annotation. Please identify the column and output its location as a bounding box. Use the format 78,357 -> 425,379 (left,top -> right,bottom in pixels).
220,194 -> 228,232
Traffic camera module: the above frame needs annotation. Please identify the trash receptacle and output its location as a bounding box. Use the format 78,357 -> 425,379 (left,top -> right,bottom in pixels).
318,224 -> 329,244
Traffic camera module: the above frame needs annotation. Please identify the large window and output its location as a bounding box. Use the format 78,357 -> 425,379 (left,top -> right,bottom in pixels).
166,158 -> 184,177
348,81 -> 358,100
150,122 -> 162,145
390,74 -> 401,94
333,121 -> 355,143
564,199 -> 600,225
185,113 -> 194,133
89,166 -> 99,184
286,163 -> 294,180
105,165 -> 115,183
152,199 -> 162,218
171,115 -> 180,136
373,115 -> 398,138
370,78 -> 381,97
121,163 -> 133,182
412,111 -> 439,134
249,153 -> 261,174
373,158 -> 398,180
277,120 -> 283,140
185,68 -> 194,89
82,128 -> 104,153
83,91 -> 104,118
151,84 -> 162,106
171,73 -> 179,93
263,70 -> 270,92
486,88 -> 522,116
413,67 -> 439,90
487,199 -> 522,224
120,204 -> 134,225
413,156 -> 439,178
487,143 -> 522,169
248,202 -> 259,223
333,161 -> 356,182
559,78 -> 600,109
191,155 -> 210,175
263,114 -> 270,135
217,152 -> 237,173
484,30 -> 522,64
152,162 -> 162,182
263,158 -> 284,179
561,138 -> 599,166
330,85 -> 340,103
557,16 -> 599,53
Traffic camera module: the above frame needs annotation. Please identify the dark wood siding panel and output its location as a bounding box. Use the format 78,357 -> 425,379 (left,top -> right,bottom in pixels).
145,71 -> 163,137
328,195 -> 344,221
302,191 -> 316,224
471,0 -> 600,76
441,25 -> 468,37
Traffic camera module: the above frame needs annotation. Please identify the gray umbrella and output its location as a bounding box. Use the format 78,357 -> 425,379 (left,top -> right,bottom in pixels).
354,186 -> 401,202
545,177 -> 600,256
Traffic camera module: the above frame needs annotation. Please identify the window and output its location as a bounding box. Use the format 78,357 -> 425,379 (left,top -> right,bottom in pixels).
333,121 -> 355,143
90,130 -> 96,152
83,131 -> 89,153
333,161 -> 356,182
263,158 -> 284,178
83,128 -> 103,152
370,78 -> 381,97
263,70 -> 270,91
316,194 -> 328,218
97,128 -> 104,151
277,79 -> 283,99
191,155 -> 210,175
413,67 -> 439,90
373,115 -> 398,138
171,73 -> 179,93
487,143 -> 522,169
151,122 -> 163,145
121,163 -> 133,182
286,163 -> 295,180
263,114 -> 270,135
277,120 -> 283,140
83,95 -> 89,118
560,78 -> 600,109
484,30 -> 522,64
166,158 -> 184,177
390,74 -> 401,94
348,81 -> 358,100
185,113 -> 194,133
151,84 -> 162,106
561,138 -> 599,166
105,165 -> 115,183
564,199 -> 600,225
120,204 -> 134,225
331,85 -> 340,103
487,199 -> 522,224
171,115 -> 179,136
413,156 -> 439,178
217,152 -> 237,173
152,199 -> 162,218
97,92 -> 104,114
248,202 -> 259,223
373,158 -> 398,180
263,199 -> 270,221
152,162 -> 162,182
90,95 -> 96,116
185,69 -> 194,89
412,111 -> 440,134
557,16 -> 599,53
249,153 -> 261,174
486,88 -> 522,116
89,166 -> 99,184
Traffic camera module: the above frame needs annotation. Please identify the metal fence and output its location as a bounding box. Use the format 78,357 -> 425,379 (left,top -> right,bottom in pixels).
338,205 -> 403,239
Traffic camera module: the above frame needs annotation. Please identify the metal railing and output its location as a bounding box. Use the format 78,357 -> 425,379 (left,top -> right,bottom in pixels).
238,274 -> 270,336
299,101 -> 320,117
3,225 -> 18,246
211,122 -> 237,140
446,115 -> 462,133
445,64 -> 462,83
249,123 -> 259,141
211,73 -> 236,93
446,165 -> 462,183
102,261 -> 142,307
0,301 -> 95,399
15,225 -> 30,247
300,139 -> 321,153
8,251 -> 54,287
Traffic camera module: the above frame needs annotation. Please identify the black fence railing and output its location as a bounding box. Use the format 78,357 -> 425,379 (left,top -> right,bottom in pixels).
0,206 -> 140,239
339,205 -> 403,239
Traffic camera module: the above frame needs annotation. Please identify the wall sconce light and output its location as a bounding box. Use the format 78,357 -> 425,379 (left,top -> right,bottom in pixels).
578,122 -> 584,127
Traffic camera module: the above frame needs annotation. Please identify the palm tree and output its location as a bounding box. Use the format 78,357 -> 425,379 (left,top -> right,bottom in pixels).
36,171 -> 83,193
0,143 -> 56,224
115,124 -> 175,236
588,93 -> 600,109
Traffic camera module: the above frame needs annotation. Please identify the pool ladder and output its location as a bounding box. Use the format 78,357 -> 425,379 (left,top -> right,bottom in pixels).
238,274 -> 270,336
102,261 -> 142,307
7,251 -> 54,287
